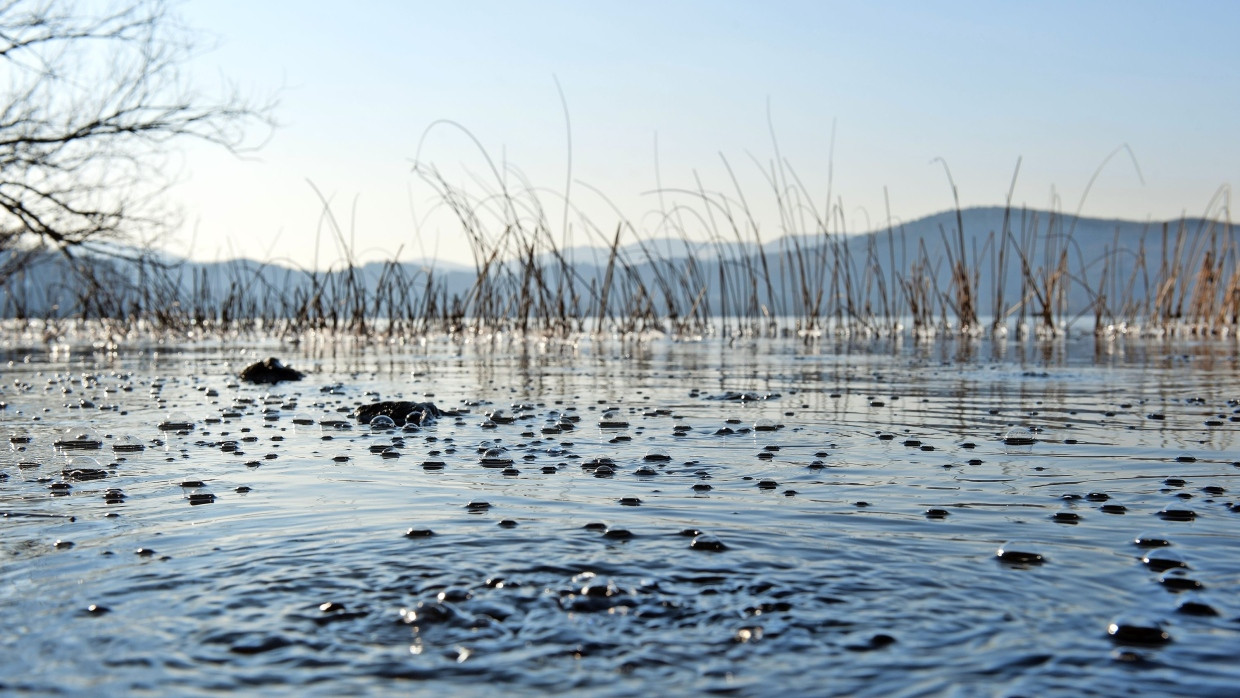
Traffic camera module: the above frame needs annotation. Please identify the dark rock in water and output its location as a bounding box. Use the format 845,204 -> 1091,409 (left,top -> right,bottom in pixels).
313,601 -> 368,625
1159,570 -> 1204,591
1142,550 -> 1188,572
1133,533 -> 1172,548
1107,619 -> 1171,645
1177,600 -> 1219,616
230,636 -> 292,655
996,542 -> 1043,564
707,391 -> 781,402
846,633 -> 897,652
561,576 -> 631,612
1003,435 -> 1036,446
481,446 -> 514,467
63,467 -> 107,481
438,587 -> 472,603
355,401 -> 455,426
239,357 -> 305,384
580,457 -> 615,472
157,416 -> 194,431
398,601 -> 467,627
690,534 -> 727,551
54,433 -> 102,450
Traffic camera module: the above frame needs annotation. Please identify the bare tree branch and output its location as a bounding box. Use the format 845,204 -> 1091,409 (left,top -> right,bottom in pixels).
0,0 -> 274,276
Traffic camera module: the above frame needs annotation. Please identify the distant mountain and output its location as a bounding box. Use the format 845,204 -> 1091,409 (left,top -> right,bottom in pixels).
1,207 -> 1232,328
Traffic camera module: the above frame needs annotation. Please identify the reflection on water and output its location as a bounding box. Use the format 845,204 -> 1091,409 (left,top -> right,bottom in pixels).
1,334 -> 1239,695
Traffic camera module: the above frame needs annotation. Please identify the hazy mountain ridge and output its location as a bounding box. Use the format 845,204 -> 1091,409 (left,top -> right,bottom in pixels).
1,206 -> 1230,323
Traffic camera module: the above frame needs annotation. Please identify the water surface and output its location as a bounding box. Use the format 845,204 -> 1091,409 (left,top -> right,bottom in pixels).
2,334 -> 1238,696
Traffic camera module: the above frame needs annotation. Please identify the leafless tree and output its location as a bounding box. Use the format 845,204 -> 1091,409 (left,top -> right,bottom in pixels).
0,0 -> 274,281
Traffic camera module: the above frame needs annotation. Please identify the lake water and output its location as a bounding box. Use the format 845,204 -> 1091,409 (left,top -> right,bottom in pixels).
2,332 -> 1238,696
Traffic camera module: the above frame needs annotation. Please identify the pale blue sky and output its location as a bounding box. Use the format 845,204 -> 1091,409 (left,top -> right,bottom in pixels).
169,1 -> 1239,268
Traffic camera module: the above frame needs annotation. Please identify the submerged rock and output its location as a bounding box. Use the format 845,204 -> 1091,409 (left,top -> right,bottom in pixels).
355,400 -> 455,426
239,357 -> 305,384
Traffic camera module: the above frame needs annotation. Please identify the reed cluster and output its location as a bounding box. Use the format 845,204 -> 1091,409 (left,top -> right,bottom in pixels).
1,154 -> 1235,343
